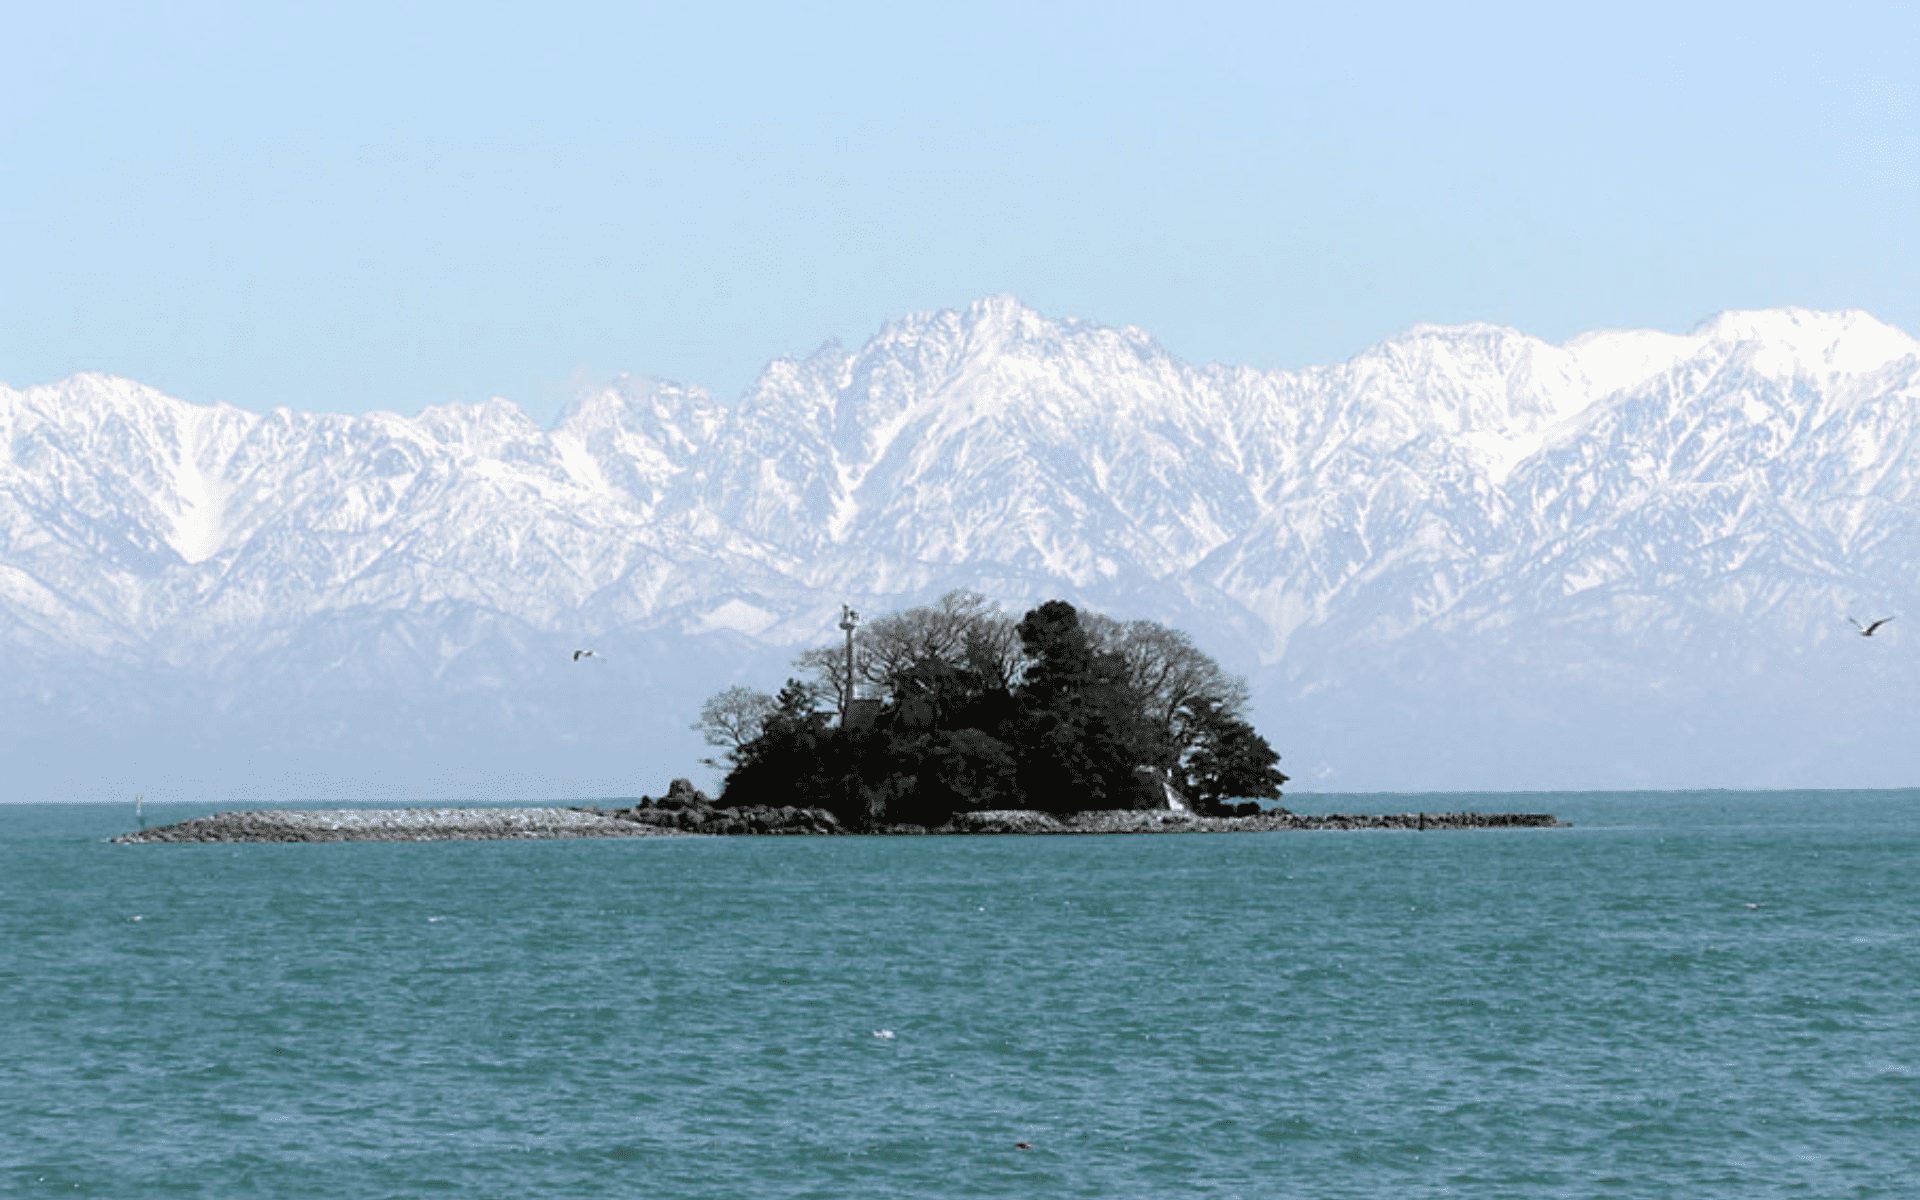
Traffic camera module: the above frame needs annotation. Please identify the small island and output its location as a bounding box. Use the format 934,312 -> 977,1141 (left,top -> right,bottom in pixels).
118,594 -> 1562,843
702,594 -> 1294,827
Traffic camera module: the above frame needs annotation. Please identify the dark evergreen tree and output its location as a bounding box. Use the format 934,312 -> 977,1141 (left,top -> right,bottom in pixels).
720,677 -> 869,824
1177,695 -> 1288,814
873,727 -> 1019,826
773,677 -> 827,719
871,654 -> 1019,824
1012,601 -> 1168,812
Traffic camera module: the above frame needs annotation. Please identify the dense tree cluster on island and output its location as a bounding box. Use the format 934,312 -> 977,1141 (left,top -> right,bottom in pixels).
695,592 -> 1286,829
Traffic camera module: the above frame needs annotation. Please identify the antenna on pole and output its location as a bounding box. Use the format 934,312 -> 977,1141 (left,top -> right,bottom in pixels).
838,604 -> 860,720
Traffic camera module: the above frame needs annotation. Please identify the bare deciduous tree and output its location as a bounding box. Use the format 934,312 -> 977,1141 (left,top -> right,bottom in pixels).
796,590 -> 1022,702
1082,615 -> 1250,759
692,685 -> 778,767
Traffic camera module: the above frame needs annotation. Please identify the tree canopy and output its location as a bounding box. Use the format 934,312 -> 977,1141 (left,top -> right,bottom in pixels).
711,593 -> 1286,827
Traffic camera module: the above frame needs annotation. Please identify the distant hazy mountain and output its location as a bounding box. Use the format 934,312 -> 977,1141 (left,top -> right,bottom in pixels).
4,297 -> 1915,799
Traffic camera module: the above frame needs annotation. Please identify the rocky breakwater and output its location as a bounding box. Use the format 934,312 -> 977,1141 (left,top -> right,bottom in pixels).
941,808 -> 1565,834
118,782 -> 1563,843
114,806 -> 682,844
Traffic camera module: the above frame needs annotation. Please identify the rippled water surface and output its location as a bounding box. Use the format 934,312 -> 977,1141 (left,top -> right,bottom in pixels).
4,792 -> 1917,1198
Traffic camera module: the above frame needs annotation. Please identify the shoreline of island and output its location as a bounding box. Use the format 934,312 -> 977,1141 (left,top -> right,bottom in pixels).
113,798 -> 1563,843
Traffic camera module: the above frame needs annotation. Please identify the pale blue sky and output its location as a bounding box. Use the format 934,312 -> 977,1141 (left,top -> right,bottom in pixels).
4,1 -> 1916,423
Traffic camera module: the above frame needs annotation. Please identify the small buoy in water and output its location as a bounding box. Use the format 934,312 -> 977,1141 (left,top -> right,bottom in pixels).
872,1029 -> 895,1040
128,915 -> 143,923
1014,1141 -> 1032,1151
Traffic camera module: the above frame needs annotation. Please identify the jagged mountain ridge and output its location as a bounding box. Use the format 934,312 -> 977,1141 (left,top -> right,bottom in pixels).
3,297 -> 1917,797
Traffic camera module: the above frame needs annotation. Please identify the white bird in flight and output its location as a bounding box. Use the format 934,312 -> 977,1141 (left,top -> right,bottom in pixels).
1847,616 -> 1894,638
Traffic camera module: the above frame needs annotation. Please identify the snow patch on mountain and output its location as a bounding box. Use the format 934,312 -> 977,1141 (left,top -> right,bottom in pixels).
166,407 -> 230,565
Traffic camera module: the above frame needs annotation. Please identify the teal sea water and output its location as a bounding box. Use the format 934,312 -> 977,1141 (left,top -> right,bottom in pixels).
3,791 -> 1916,1198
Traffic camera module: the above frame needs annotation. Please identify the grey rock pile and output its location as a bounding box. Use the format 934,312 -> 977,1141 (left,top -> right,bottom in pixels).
592,778 -> 845,836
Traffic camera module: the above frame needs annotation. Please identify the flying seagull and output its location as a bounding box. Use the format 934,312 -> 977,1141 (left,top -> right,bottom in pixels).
572,649 -> 596,661
1847,617 -> 1894,638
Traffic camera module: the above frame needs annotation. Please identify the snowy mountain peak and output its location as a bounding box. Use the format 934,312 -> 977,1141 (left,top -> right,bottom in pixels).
16,371 -> 197,422
1690,307 -> 1919,375
965,291 -> 1043,327
1385,320 -> 1537,349
557,374 -> 713,428
414,396 -> 542,451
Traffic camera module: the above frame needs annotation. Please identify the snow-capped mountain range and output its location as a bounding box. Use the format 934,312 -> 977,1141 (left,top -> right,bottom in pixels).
4,297 -> 1916,799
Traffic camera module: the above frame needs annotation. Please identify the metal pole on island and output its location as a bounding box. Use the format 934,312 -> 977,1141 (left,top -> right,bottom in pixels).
839,603 -> 859,721
838,602 -> 862,827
